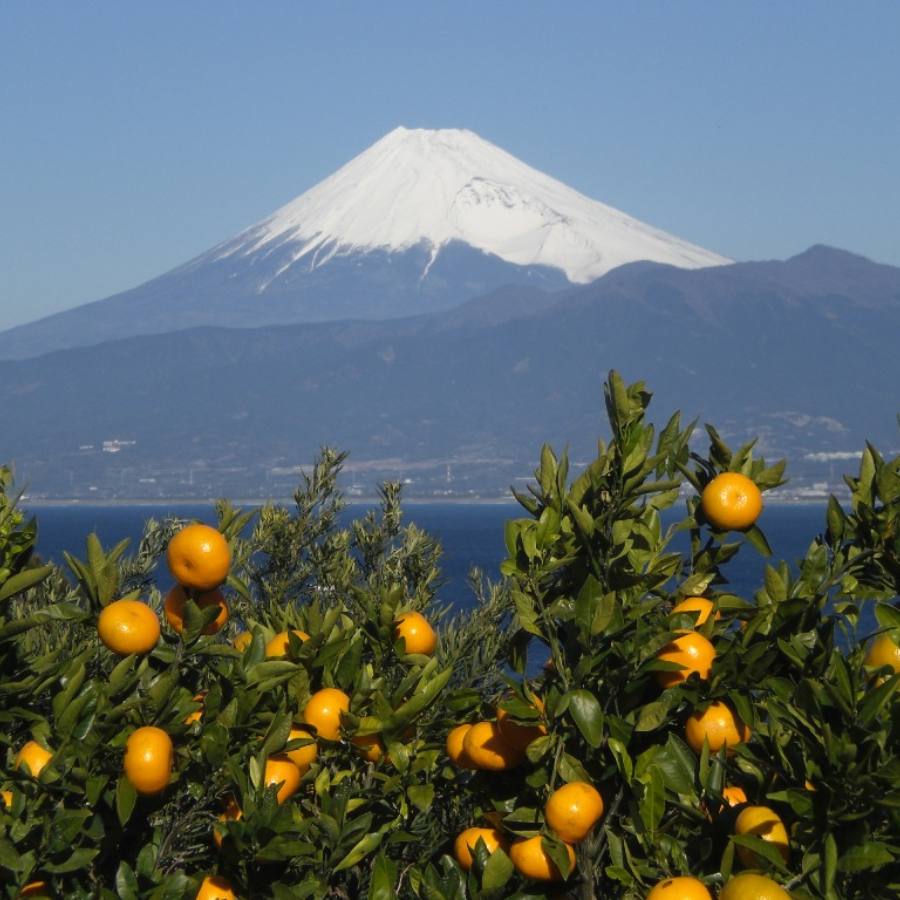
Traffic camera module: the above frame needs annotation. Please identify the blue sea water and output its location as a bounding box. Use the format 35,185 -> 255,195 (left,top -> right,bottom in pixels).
26,501 -> 829,610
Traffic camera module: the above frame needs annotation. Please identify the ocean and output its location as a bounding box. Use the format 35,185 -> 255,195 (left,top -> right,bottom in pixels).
25,501 -> 832,612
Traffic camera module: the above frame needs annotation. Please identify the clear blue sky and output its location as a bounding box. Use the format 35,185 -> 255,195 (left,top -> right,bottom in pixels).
1,2 -> 898,330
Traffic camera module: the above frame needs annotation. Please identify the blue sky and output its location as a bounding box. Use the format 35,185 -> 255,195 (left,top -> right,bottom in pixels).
1,2 -> 898,330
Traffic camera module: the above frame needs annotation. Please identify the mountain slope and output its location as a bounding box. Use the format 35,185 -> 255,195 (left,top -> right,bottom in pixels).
0,127 -> 728,360
1,246 -> 897,500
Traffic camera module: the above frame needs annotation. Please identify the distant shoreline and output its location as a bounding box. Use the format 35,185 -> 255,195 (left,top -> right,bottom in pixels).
21,495 -> 829,508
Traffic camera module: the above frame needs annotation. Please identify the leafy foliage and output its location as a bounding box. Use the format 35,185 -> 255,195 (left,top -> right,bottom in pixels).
0,374 -> 898,899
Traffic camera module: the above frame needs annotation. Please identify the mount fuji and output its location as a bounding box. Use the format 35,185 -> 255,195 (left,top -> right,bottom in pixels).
0,127 -> 729,360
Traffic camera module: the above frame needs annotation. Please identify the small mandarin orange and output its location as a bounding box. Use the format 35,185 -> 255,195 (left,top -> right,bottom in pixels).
123,726 -> 173,795
685,701 -> 750,755
164,586 -> 228,635
212,797 -> 242,849
462,721 -> 523,771
700,472 -> 763,532
285,726 -> 317,773
15,741 -> 53,778
509,835 -> 575,882
720,874 -> 791,900
97,599 -> 160,656
446,723 -> 474,768
734,805 -> 790,867
544,781 -> 604,843
263,755 -> 301,804
671,597 -> 719,627
265,630 -> 310,658
496,694 -> 547,751
195,875 -> 237,900
166,523 -> 231,592
646,875 -> 713,900
394,611 -> 437,655
302,688 -> 350,741
655,631 -> 715,689
453,827 -> 507,871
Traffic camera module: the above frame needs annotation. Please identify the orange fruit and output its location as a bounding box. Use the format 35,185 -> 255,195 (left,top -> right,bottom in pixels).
509,835 -> 575,882
865,634 -> 900,674
722,785 -> 749,807
453,826 -> 507,871
15,741 -> 53,778
446,723 -> 474,768
1,789 -> 12,808
462,721 -> 523,771
166,523 -> 231,591
655,632 -> 715,688
285,726 -> 317,773
265,630 -> 310,658
195,876 -> 237,900
671,597 -> 719,627
19,882 -> 51,898
685,701 -> 750,755
302,688 -> 350,741
734,805 -> 789,867
545,781 -> 604,843
212,797 -> 242,849
233,631 -> 253,652
164,586 -> 228,635
97,599 -> 160,656
647,876 -> 713,900
394,611 -> 437,655
351,733 -> 384,763
497,694 -> 547,751
700,473 -> 762,532
263,754 -> 301,804
183,692 -> 206,726
720,873 -> 792,900
123,726 -> 173,795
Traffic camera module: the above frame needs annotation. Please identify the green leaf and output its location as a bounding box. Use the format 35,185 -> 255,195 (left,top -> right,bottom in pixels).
635,698 -> 672,733
566,689 -> 604,747
858,673 -> 899,726
482,847 -> 514,891
639,765 -> 665,835
838,841 -> 895,872
116,775 -> 137,827
333,831 -> 383,872
0,565 -> 52,604
368,852 -> 398,900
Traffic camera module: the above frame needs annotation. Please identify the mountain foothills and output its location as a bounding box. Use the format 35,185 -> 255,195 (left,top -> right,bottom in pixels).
2,245 -> 898,500
0,127 -> 727,360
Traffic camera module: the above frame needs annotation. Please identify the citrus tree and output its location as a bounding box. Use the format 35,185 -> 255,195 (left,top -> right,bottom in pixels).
410,373 -> 899,900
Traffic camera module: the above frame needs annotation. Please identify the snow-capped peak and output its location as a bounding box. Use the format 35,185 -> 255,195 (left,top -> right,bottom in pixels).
216,126 -> 730,283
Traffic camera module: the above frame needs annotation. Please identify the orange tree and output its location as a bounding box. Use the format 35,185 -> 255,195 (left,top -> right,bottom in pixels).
0,451 -> 514,897
410,373 -> 899,899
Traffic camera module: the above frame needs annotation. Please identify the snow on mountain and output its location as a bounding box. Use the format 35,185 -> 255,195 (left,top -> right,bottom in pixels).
212,126 -> 730,285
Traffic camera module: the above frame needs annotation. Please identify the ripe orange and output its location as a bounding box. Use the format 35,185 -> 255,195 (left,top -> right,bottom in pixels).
545,781 -> 604,843
446,724 -> 474,768
453,827 -> 507,871
183,692 -> 206,726
462,721 -> 523,771
671,597 -> 719,627
509,835 -> 575,882
647,876 -> 713,900
97,599 -> 160,656
655,632 -> 716,688
166,523 -> 231,592
719,873 -> 792,900
15,741 -> 53,778
195,876 -> 237,900
265,630 -> 310,658
263,754 -> 301,804
123,726 -> 173,795
212,797 -> 242,849
18,882 -> 51,898
685,701 -> 750,755
734,805 -> 789,867
394,611 -> 437,655
497,694 -> 547,751
1,789 -> 12,808
285,726 -> 317,773
865,634 -> 900,674
233,631 -> 253,652
302,688 -> 350,741
700,473 -> 762,532
164,586 -> 228,636
722,785 -> 749,807
351,732 -> 385,763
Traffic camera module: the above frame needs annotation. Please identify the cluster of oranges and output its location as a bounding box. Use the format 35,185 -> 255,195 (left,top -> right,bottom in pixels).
645,872 -> 793,899
446,692 -> 607,883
